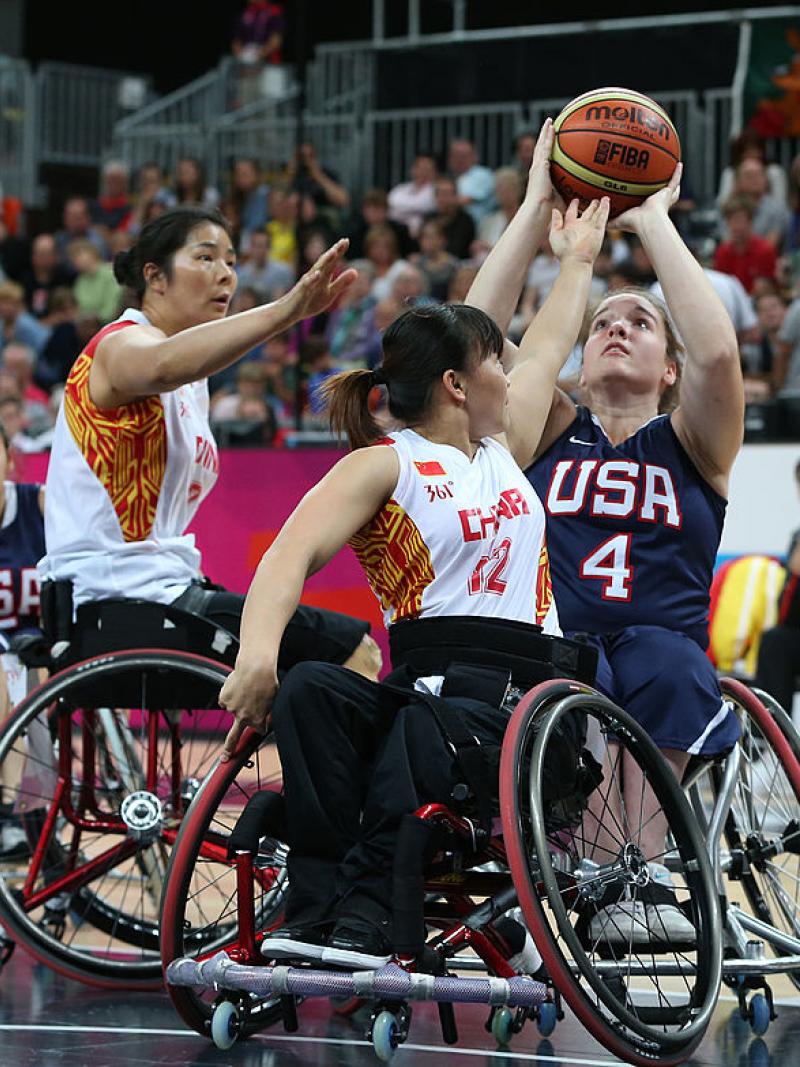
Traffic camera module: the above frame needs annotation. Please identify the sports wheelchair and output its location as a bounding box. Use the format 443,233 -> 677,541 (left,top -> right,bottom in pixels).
0,582 -> 238,989
163,670 -> 793,1067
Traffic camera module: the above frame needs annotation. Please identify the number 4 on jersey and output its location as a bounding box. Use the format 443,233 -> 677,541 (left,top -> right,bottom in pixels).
579,533 -> 633,601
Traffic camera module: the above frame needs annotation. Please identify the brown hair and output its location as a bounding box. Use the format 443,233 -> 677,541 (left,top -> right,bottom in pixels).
585,287 -> 685,414
722,194 -> 756,221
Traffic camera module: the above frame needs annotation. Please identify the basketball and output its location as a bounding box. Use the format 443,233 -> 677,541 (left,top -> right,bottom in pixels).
551,87 -> 681,218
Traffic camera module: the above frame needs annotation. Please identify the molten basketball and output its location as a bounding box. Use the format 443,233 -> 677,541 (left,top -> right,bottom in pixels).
551,87 -> 681,218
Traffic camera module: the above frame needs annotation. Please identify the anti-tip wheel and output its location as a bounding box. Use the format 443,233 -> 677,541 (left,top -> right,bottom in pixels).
210,1000 -> 240,1050
372,1010 -> 400,1062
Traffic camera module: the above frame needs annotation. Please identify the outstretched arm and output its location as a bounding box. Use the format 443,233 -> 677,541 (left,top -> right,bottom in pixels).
218,445 -> 398,757
466,120 -> 558,339
613,165 -> 743,496
91,240 -> 356,407
504,198 -> 610,470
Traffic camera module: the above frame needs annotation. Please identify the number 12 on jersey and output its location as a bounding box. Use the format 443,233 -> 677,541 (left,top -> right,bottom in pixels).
579,533 -> 633,601
468,538 -> 511,596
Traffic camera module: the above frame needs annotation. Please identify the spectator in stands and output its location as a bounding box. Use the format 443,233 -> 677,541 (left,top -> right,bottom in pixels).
230,0 -> 285,107
211,361 -> 269,420
0,220 -> 28,283
788,156 -> 800,288
447,138 -> 495,227
755,459 -> 800,713
412,218 -> 459,303
714,195 -> 778,294
717,130 -> 789,208
236,229 -> 294,299
325,260 -> 379,370
474,167 -> 524,257
364,225 -> 408,301
68,239 -> 122,324
302,335 -> 338,424
173,157 -> 220,210
92,160 -> 134,235
346,189 -> 415,260
2,342 -> 50,431
35,288 -> 95,390
511,129 -> 537,178
446,264 -> 478,303
21,234 -> 73,321
427,175 -> 475,260
55,198 -> 108,266
265,184 -> 298,268
296,196 -> 337,271
0,281 -> 48,358
773,295 -> 800,393
733,157 -> 791,249
387,154 -> 438,238
740,291 -> 788,398
389,264 -> 436,309
230,157 -> 270,246
287,142 -> 350,221
129,162 -> 176,236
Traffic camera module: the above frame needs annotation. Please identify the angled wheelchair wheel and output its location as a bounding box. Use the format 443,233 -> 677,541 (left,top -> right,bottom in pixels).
717,679 -> 800,990
501,681 -> 721,1066
160,727 -> 286,1038
0,649 -> 232,989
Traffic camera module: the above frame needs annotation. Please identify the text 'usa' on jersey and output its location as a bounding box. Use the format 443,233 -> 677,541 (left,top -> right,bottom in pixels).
526,408 -> 727,648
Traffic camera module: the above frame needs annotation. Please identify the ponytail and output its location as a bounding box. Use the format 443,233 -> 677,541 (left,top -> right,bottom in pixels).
321,369 -> 384,450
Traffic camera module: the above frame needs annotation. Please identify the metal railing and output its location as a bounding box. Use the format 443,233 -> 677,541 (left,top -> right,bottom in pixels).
35,62 -> 152,168
363,102 -> 525,193
0,56 -> 36,202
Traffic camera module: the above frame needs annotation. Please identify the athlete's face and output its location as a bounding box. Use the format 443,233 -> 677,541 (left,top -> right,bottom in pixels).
582,293 -> 676,403
463,350 -> 509,438
160,223 -> 237,328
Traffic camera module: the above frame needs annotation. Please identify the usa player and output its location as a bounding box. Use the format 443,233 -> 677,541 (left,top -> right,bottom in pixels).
475,162 -> 744,945
39,207 -> 379,680
218,130 -> 610,966
0,429 -> 45,860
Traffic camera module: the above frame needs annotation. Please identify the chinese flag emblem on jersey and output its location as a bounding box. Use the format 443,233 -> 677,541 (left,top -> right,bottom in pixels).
414,460 -> 447,477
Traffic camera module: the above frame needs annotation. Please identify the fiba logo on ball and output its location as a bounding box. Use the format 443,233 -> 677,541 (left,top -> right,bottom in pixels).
550,86 -> 681,218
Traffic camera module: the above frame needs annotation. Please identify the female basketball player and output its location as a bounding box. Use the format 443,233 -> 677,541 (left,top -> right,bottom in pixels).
218,123 -> 611,966
474,160 -> 744,947
39,206 -> 378,678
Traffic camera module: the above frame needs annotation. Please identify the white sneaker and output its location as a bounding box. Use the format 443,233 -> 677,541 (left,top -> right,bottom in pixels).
588,864 -> 695,948
0,823 -> 28,860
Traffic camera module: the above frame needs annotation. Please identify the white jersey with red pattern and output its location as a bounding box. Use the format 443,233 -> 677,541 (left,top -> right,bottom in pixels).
39,308 -> 219,607
350,429 -> 559,635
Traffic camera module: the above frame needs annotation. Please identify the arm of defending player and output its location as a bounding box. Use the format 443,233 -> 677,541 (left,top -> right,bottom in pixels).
218,445 -> 399,758
613,166 -> 744,496
504,197 -> 610,470
90,240 -> 356,407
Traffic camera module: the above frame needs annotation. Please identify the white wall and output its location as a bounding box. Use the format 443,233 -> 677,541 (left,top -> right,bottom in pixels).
720,444 -> 800,558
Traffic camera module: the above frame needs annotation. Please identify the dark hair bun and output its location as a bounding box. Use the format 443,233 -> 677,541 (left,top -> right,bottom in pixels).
112,248 -> 135,286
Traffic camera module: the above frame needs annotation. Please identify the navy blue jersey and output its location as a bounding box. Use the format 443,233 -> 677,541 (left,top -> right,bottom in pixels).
0,482 -> 45,637
526,408 -> 727,648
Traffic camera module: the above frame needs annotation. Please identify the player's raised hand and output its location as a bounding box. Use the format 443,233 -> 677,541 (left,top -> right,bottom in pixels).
277,238 -> 357,325
525,118 -> 563,208
549,197 -> 610,265
609,163 -> 682,234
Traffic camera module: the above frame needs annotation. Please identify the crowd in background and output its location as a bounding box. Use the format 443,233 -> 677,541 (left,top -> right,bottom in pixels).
0,125 -> 799,450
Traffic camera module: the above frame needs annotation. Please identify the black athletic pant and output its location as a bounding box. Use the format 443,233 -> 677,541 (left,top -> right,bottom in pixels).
170,584 -> 369,671
271,661 -> 509,924
755,625 -> 800,713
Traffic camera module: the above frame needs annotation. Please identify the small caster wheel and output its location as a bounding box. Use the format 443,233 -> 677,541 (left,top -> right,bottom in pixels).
537,1000 -> 558,1037
372,1010 -> 399,1062
211,1000 -> 240,1050
748,993 -> 770,1037
491,1006 -> 514,1046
